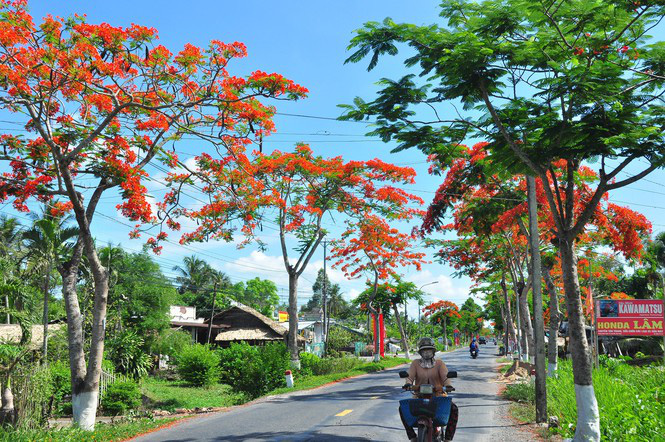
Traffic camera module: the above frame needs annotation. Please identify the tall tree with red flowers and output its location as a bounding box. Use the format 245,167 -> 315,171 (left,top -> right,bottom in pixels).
345,1 -> 665,436
163,144 -> 423,366
422,300 -> 461,351
330,214 -> 427,361
0,1 -> 307,428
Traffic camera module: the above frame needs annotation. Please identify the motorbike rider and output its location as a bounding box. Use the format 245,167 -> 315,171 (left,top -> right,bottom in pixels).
469,337 -> 479,355
399,337 -> 458,442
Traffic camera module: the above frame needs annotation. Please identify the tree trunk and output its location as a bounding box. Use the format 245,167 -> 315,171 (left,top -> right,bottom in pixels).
0,378 -> 15,425
501,276 -> 517,353
59,241 -> 91,429
517,280 -> 534,362
287,271 -> 300,368
76,233 -> 109,431
544,265 -> 560,377
392,303 -> 410,358
559,238 -> 600,441
527,175 -> 547,423
42,268 -> 51,364
442,316 -> 448,351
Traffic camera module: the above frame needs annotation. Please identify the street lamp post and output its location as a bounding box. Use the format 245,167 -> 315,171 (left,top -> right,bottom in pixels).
416,281 -> 439,338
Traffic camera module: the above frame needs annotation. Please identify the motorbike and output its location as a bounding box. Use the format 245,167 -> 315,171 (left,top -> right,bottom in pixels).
470,348 -> 478,359
399,370 -> 457,442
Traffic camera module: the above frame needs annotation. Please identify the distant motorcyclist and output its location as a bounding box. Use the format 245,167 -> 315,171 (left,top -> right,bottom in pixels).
469,337 -> 479,354
399,337 -> 458,442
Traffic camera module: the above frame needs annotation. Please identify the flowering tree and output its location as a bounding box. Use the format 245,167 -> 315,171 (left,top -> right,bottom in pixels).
0,1 -> 307,428
345,1 -> 665,436
164,145 -> 422,366
422,300 -> 461,351
355,279 -> 422,358
331,214 -> 427,361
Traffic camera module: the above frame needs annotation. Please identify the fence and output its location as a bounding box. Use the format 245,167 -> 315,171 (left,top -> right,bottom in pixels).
99,369 -> 127,405
305,342 -> 324,357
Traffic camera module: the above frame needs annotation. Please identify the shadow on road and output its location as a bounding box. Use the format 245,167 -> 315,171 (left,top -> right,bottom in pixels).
154,431 -> 385,441
269,384 -> 398,404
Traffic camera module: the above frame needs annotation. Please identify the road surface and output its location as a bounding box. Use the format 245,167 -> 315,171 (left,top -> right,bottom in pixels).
133,344 -> 535,441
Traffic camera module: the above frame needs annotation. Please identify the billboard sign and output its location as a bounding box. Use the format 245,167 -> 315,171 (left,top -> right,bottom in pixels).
596,299 -> 664,336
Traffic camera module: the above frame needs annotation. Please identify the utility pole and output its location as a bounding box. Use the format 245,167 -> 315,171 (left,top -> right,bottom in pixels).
206,282 -> 218,344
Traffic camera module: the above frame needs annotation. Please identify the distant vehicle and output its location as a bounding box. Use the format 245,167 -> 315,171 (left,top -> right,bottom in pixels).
478,337 -> 486,345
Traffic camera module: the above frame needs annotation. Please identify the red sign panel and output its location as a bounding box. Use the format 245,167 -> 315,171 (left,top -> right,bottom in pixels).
596,300 -> 664,336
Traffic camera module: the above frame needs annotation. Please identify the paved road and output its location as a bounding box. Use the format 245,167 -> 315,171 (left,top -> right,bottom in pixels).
133,344 -> 534,441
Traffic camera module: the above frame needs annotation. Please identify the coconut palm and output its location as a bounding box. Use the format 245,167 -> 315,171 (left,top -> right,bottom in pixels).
22,212 -> 79,362
173,256 -> 232,316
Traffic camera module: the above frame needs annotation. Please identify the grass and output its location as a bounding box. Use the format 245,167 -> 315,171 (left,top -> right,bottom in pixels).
496,357 -> 514,374
502,359 -> 665,441
0,417 -> 179,441
142,378 -> 246,411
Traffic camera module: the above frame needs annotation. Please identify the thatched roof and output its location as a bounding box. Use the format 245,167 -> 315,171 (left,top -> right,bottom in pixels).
212,304 -> 303,342
0,324 -> 65,350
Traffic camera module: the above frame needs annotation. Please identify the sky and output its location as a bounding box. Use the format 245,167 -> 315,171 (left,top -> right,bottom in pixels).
2,1 -> 665,320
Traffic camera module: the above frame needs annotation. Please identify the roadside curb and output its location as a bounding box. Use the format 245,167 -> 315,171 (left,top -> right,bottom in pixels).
120,416 -> 196,442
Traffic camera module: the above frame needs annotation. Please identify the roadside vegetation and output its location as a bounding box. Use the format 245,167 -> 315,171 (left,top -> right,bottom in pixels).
0,418 -> 179,442
503,358 -> 665,441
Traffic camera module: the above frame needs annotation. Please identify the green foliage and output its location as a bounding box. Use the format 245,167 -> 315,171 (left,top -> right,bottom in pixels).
102,247 -> 177,338
312,355 -> 364,375
298,352 -> 320,377
218,341 -> 289,398
106,329 -> 152,379
503,380 -> 535,403
230,278 -> 280,316
175,344 -> 220,387
326,326 -> 354,353
49,360 -> 72,416
150,329 -> 192,360
504,359 -> 665,441
101,380 -> 142,416
13,364 -> 54,428
0,417 -> 178,442
303,269 -> 351,319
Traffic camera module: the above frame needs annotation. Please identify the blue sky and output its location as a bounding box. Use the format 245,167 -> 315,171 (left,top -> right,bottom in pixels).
2,1 -> 665,319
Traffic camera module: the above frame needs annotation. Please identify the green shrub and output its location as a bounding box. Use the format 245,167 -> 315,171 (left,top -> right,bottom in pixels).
176,344 -> 220,387
298,352 -> 320,377
106,330 -> 152,379
503,381 -> 535,403
326,327 -> 354,352
49,360 -> 72,416
218,342 -> 289,398
150,329 -> 192,359
312,355 -> 363,375
101,380 -> 141,416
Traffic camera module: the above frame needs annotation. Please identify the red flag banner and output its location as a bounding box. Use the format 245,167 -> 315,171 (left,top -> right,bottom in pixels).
596,300 -> 664,336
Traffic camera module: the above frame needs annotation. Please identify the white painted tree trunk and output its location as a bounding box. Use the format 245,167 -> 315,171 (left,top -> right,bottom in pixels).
569,384 -> 600,442
72,390 -> 98,431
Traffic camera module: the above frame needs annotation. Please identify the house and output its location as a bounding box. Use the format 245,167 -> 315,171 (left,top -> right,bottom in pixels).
210,304 -> 304,347
169,305 -> 229,344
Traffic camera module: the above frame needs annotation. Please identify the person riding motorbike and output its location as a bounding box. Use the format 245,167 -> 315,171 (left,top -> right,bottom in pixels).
469,337 -> 479,355
399,337 -> 458,442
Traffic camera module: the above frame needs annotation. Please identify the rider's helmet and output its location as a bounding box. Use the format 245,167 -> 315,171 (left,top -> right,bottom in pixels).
417,337 -> 436,354
472,337 -> 477,342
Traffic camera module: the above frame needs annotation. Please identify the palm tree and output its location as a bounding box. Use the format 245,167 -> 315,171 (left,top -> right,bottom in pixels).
0,216 -> 22,258
173,256 -> 231,294
22,212 -> 79,363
